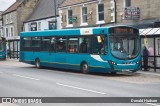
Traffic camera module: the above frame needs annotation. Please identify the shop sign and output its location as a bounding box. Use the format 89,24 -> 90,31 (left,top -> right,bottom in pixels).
124,7 -> 140,20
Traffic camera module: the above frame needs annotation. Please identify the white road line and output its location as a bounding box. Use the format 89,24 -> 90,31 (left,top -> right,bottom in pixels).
13,74 -> 40,81
146,103 -> 160,106
56,83 -> 106,95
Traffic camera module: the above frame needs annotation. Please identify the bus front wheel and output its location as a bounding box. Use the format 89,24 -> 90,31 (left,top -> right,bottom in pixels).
81,62 -> 89,74
35,59 -> 41,69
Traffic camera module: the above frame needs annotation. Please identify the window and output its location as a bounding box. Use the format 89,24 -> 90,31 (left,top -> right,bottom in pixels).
68,37 -> 78,53
82,7 -> 87,23
10,13 -> 13,23
56,37 -> 67,52
6,15 -> 9,24
49,21 -> 56,30
50,37 -> 56,52
125,0 -> 131,7
6,28 -> 8,37
38,22 -> 41,31
68,9 -> 73,25
41,37 -> 51,51
31,37 -> 41,47
97,3 -> 104,21
92,36 -> 107,55
23,37 -> 31,47
11,27 -> 14,37
79,37 -> 91,53
30,22 -> 37,31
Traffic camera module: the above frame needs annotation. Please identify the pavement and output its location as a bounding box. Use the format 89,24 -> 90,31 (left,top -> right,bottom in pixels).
0,59 -> 160,106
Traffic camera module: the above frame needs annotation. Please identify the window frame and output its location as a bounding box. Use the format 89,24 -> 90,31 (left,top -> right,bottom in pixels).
80,6 -> 88,26
96,3 -> 105,24
67,9 -> 73,27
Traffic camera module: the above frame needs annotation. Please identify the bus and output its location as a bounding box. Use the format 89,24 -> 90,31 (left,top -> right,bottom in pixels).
20,26 -> 141,74
0,37 -> 6,60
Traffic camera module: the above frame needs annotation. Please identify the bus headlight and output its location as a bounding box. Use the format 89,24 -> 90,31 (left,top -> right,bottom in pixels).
136,61 -> 141,64
108,61 -> 116,65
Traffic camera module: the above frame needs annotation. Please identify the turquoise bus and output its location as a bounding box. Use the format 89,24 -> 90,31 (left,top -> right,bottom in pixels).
0,37 -> 6,60
20,26 -> 141,74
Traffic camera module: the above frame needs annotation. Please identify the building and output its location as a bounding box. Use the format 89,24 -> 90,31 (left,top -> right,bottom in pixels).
0,11 -> 3,37
2,0 -> 39,40
24,0 -> 65,32
59,0 -> 115,29
59,0 -> 160,71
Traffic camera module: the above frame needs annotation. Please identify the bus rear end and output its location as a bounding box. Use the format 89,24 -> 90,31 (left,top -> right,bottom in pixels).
108,26 -> 141,72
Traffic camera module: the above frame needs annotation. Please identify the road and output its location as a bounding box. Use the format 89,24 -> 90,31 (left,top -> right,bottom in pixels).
0,60 -> 160,106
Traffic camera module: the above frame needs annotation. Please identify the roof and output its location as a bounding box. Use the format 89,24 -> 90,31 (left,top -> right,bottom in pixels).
3,0 -> 24,15
59,0 -> 92,8
25,0 -> 65,23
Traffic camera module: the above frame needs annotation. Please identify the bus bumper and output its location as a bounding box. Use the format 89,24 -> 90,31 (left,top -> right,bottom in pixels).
111,63 -> 141,72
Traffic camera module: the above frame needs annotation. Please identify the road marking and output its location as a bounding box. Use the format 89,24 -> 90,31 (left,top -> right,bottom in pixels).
0,72 -> 3,74
13,74 -> 40,81
146,103 -> 160,106
56,83 -> 106,95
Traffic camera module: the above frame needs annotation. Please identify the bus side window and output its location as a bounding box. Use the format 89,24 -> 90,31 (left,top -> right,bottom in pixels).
50,37 -> 56,52
68,37 -> 78,53
41,37 -> 51,51
79,37 -> 91,53
56,37 -> 67,52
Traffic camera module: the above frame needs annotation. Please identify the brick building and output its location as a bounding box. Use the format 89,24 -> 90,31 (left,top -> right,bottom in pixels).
59,0 -> 160,29
2,0 -> 39,40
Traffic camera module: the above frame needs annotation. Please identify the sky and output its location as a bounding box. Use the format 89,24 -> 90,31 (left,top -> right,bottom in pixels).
0,0 -> 16,11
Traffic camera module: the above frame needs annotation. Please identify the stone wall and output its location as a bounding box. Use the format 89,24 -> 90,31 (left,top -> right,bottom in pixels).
17,0 -> 39,35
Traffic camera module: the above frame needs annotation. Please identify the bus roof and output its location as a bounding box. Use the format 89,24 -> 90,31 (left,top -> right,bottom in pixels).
20,25 -> 138,37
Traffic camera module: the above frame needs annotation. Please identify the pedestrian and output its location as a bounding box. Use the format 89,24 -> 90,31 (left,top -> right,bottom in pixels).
143,46 -> 149,71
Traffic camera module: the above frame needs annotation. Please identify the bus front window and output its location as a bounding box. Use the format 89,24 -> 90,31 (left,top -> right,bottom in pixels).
110,35 -> 139,59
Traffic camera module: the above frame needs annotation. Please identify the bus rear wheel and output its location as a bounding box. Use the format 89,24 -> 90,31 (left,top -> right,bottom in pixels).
35,59 -> 41,69
81,62 -> 89,74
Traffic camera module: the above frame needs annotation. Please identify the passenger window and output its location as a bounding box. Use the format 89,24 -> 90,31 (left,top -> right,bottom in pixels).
56,37 -> 67,52
31,37 -> 41,47
92,36 -> 107,55
68,37 -> 78,53
50,37 -> 56,52
79,37 -> 91,53
41,37 -> 51,51
23,37 -> 31,47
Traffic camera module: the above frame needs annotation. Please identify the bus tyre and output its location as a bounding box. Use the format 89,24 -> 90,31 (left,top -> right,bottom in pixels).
81,62 -> 89,74
110,72 -> 117,75
35,59 -> 41,69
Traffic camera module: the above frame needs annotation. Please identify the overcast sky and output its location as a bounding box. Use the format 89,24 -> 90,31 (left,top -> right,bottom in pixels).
0,0 -> 16,11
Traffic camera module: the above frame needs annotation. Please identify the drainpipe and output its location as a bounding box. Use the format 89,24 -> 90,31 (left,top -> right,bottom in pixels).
54,0 -> 57,29
113,0 -> 117,24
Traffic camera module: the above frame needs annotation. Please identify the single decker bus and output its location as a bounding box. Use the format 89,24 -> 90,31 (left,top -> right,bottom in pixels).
0,37 -> 6,60
20,26 -> 141,74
